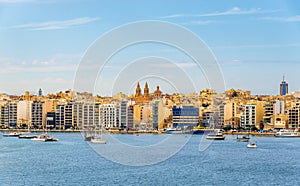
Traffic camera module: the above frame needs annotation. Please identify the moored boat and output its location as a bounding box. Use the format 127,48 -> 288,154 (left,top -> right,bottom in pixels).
274,129 -> 300,138
236,134 -> 250,142
84,135 -> 92,141
166,128 -> 182,134
3,132 -> 20,137
19,134 -> 38,139
31,133 -> 58,142
192,126 -> 214,134
206,129 -> 225,140
90,136 -> 106,144
247,142 -> 257,148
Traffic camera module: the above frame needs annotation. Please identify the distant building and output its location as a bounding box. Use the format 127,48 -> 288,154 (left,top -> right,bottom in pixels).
64,102 -> 73,129
288,107 -> 300,129
280,76 -> 288,96
55,104 -> 65,129
31,101 -> 45,129
223,100 -> 240,128
273,114 -> 287,129
120,101 -> 128,129
241,104 -> 256,129
1,101 -> 17,128
73,102 -> 100,130
133,104 -> 151,129
241,102 -> 265,129
202,111 -> 213,127
17,100 -> 32,128
100,104 -> 117,128
152,99 -> 164,130
46,112 -> 55,129
263,102 -> 274,126
274,99 -> 284,115
172,105 -> 199,129
73,102 -> 84,129
127,105 -> 134,129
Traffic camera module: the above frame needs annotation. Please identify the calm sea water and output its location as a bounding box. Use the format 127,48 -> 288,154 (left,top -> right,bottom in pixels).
0,133 -> 300,186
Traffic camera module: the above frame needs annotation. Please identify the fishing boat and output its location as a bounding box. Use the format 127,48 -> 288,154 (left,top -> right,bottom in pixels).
236,134 -> 250,142
31,133 -> 58,142
3,131 -> 20,137
247,142 -> 257,148
274,129 -> 300,138
206,129 -> 225,140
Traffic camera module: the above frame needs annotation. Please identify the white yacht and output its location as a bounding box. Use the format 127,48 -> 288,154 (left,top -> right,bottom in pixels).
91,136 -> 106,144
206,129 -> 225,140
247,142 -> 257,148
274,129 -> 300,138
31,133 -> 58,142
166,128 -> 182,134
3,132 -> 20,137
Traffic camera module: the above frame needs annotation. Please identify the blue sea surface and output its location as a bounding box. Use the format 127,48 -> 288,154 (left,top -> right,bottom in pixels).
0,133 -> 300,186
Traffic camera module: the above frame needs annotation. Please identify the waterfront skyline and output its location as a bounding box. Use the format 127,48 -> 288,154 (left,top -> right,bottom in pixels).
1,0 -> 300,95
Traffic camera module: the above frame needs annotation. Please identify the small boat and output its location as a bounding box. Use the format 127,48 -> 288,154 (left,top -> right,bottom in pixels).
91,136 -> 106,144
19,134 -> 38,139
84,134 -> 92,141
90,122 -> 106,144
3,132 -> 20,137
206,129 -> 225,140
31,133 -> 58,142
247,142 -> 257,148
236,135 -> 250,142
274,129 -> 300,138
166,128 -> 182,134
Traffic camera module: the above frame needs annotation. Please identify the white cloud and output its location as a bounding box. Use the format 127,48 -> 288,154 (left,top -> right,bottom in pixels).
0,53 -> 81,73
11,17 -> 99,31
161,7 -> 277,19
261,15 -> 300,22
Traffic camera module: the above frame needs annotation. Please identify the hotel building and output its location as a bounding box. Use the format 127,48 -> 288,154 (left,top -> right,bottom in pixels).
172,105 -> 199,129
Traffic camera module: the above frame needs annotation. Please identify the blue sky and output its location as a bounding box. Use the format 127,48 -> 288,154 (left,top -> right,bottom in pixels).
0,0 -> 300,96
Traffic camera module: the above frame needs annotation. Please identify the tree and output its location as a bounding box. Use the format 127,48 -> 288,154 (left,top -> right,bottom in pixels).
259,121 -> 264,130
251,126 -> 258,131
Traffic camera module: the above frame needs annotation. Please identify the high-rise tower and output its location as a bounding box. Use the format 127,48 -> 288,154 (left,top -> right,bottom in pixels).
280,75 -> 288,96
38,88 -> 43,96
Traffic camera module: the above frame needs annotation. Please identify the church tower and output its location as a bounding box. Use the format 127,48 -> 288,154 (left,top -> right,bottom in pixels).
135,82 -> 142,97
144,82 -> 149,98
